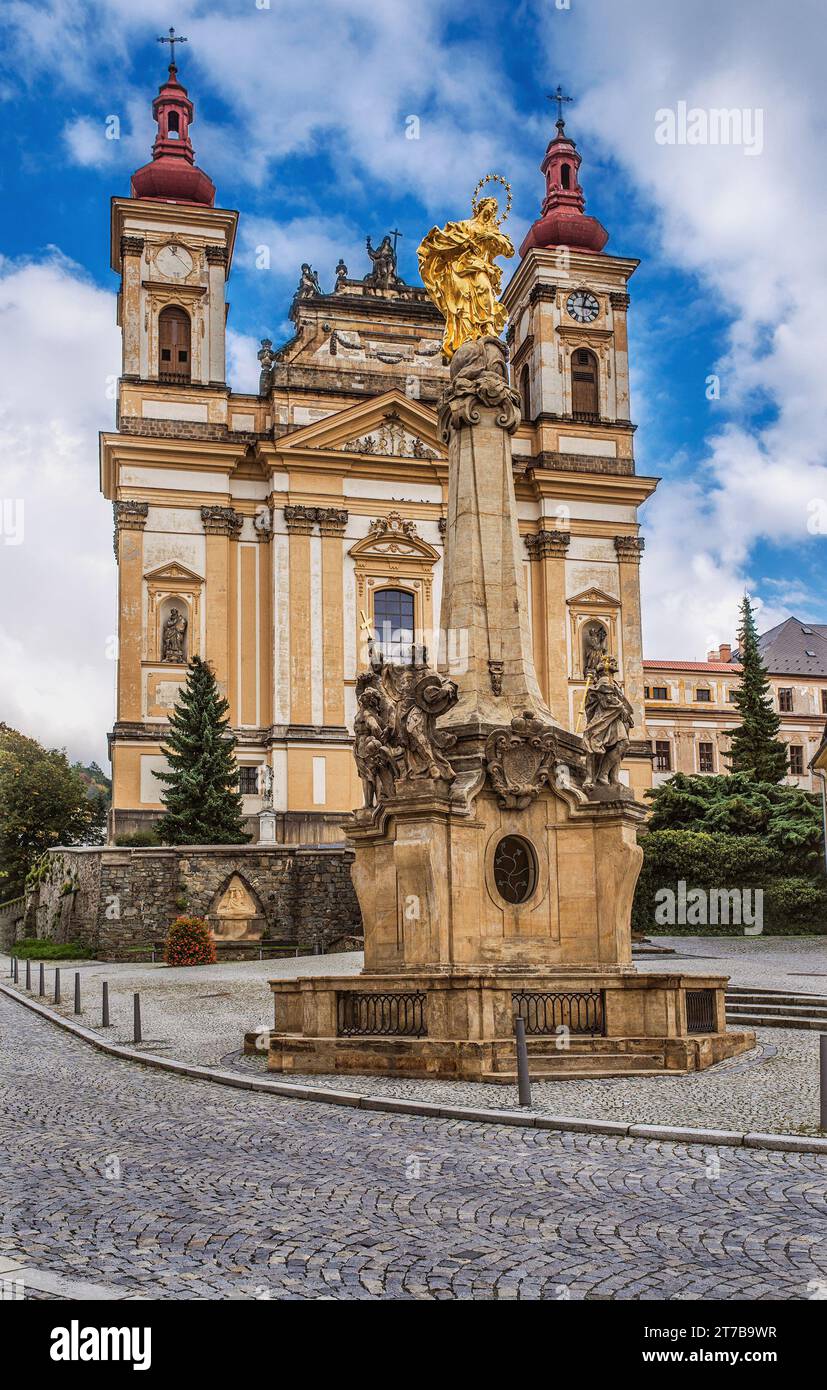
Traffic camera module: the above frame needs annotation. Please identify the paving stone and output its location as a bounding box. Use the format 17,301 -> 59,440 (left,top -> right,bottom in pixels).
1,991 -> 825,1301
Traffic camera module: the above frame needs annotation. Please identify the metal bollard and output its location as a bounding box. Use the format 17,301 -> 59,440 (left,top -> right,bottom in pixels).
39,962 -> 45,996
515,1015 -> 532,1108
13,956 -> 18,984
821,1034 -> 827,1133
133,992 -> 142,1044
8,955 -> 13,978
74,972 -> 81,1015
54,968 -> 61,1005
25,960 -> 31,991
102,981 -> 110,1029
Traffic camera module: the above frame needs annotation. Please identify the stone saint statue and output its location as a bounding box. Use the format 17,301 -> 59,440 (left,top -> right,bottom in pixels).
257,764 -> 274,807
418,196 -> 514,358
353,657 -> 459,809
583,622 -> 608,677
297,263 -> 322,297
582,657 -> 635,788
161,607 -> 187,663
365,235 -> 398,289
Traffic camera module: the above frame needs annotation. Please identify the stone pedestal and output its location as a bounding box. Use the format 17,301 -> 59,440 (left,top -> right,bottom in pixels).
258,809 -> 277,845
252,337 -> 753,1078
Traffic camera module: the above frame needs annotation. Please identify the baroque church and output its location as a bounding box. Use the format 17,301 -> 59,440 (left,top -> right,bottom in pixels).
103,59 -> 657,840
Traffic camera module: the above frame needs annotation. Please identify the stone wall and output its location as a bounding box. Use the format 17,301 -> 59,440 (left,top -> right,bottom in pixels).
0,896 -> 25,951
21,844 -> 362,960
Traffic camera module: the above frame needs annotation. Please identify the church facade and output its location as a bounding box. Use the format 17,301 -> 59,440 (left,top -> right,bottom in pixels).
102,63 -> 657,841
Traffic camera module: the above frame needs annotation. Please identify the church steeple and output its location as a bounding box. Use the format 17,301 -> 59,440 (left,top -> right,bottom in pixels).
130,33 -> 215,206
519,98 -> 608,257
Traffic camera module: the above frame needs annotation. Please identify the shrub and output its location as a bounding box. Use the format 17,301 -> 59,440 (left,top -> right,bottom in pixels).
11,938 -> 93,960
113,831 -> 160,847
164,915 -> 217,967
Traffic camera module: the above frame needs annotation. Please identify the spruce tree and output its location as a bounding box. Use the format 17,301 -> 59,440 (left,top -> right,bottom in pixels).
155,657 -> 250,845
726,595 -> 788,784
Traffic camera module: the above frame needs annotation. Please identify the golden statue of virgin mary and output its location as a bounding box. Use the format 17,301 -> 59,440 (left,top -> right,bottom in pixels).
418,183 -> 514,359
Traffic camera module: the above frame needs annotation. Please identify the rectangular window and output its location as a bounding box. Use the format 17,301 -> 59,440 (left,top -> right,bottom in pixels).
728,689 -> 738,703
698,742 -> 714,773
779,688 -> 793,712
654,740 -> 671,772
238,766 -> 259,796
312,756 -> 326,806
821,689 -> 827,715
652,686 -> 669,701
695,688 -> 712,702
789,746 -> 804,775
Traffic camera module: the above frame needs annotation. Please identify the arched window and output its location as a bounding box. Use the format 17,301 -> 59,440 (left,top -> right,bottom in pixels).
158,305 -> 191,383
519,364 -> 531,421
373,588 -> 415,664
561,163 -> 571,190
167,111 -> 180,138
570,348 -> 599,420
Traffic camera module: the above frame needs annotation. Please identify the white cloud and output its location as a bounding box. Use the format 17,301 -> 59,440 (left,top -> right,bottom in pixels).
535,0 -> 827,655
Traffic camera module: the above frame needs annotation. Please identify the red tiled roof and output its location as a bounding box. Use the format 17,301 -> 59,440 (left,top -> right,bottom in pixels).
644,660 -> 741,673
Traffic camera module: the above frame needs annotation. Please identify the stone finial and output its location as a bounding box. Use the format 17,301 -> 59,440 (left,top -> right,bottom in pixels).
437,336 -> 521,440
524,529 -> 571,560
614,535 -> 645,563
200,505 -> 243,537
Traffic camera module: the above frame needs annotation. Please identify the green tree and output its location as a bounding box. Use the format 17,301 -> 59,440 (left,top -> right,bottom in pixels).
726,594 -> 788,783
0,724 -> 106,899
155,656 -> 249,845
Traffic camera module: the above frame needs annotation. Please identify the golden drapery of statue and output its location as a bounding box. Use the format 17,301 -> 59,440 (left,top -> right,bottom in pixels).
417,179 -> 514,359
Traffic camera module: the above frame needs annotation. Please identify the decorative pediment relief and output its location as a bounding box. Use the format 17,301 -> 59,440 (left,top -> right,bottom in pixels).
143,561 -> 204,585
341,419 -> 438,460
349,513 -> 440,565
566,586 -> 621,610
276,390 -> 444,461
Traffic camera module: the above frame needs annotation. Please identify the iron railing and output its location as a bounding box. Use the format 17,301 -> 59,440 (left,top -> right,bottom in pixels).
337,991 -> 427,1037
512,990 -> 605,1036
685,988 -> 716,1033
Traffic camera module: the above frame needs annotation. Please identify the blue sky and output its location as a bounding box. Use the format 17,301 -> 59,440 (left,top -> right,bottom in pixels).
1,0 -> 826,762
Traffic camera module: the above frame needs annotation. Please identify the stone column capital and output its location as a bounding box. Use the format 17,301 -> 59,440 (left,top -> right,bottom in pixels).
609,292 -> 631,309
283,504 -> 319,535
201,505 -> 243,537
614,535 -> 645,563
438,336 -> 521,441
317,507 -> 349,536
113,500 -> 148,558
205,244 -> 228,266
524,529 -> 571,561
120,235 -> 145,258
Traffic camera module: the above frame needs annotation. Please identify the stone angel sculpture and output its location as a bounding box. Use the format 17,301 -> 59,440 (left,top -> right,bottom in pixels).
418,179 -> 514,359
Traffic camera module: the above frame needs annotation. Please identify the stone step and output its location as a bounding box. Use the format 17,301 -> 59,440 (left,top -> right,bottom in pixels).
727,989 -> 827,1005
724,1011 -> 827,1031
495,1051 -> 666,1077
726,1001 -> 827,1018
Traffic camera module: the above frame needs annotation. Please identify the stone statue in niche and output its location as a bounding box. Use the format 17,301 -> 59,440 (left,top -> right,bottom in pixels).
583,621 -> 608,677
161,607 -> 187,663
582,657 -> 634,788
353,654 -> 459,808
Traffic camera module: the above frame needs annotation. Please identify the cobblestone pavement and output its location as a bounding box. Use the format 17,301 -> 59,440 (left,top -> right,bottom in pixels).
2,994 -> 826,1300
4,943 -> 824,1135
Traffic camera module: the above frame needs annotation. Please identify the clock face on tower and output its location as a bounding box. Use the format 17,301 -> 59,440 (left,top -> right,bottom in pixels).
156,243 -> 193,279
566,289 -> 599,324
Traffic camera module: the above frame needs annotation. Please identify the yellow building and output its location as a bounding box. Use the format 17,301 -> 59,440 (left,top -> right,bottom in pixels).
102,63 -> 657,841
644,621 -> 827,791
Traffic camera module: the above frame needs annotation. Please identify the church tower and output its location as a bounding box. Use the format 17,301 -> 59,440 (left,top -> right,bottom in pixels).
110,53 -> 237,387
502,103 -> 657,793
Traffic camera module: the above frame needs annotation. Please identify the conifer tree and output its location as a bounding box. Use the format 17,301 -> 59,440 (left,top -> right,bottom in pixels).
726,595 -> 789,784
155,657 -> 250,845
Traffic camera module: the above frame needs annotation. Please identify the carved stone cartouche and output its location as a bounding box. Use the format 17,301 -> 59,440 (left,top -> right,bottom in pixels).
485,710 -> 561,810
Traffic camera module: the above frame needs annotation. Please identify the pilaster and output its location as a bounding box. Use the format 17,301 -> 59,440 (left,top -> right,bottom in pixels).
525,529 -> 571,724
614,535 -> 646,735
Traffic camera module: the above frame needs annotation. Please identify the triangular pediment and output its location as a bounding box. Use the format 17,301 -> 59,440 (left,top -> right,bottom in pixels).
567,586 -> 621,608
144,561 -> 204,584
277,390 -> 445,461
